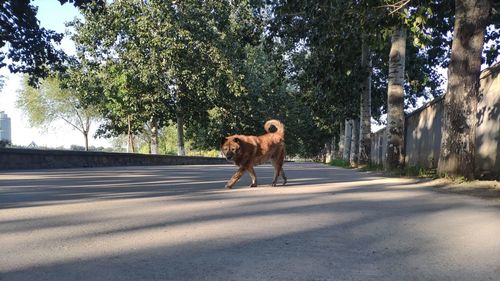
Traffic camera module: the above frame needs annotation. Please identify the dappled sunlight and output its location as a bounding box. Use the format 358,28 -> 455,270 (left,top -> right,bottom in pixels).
476,70 -> 500,176
413,102 -> 438,140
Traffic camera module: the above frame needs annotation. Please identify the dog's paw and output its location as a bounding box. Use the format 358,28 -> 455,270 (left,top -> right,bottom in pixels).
271,182 -> 277,187
225,184 -> 233,189
250,183 -> 257,187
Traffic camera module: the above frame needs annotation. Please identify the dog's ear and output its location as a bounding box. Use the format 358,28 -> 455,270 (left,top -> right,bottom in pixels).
234,137 -> 240,143
220,137 -> 227,147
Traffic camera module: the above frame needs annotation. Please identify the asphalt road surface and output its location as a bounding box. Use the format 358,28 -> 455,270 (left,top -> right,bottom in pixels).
1,162 -> 499,281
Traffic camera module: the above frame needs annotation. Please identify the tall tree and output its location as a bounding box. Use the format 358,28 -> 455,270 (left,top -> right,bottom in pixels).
438,0 -> 492,178
17,76 -> 99,150
71,0 -> 267,155
350,118 -> 360,166
359,34 -> 373,165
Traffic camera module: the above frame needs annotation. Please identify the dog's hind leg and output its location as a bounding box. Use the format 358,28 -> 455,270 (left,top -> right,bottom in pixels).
271,161 -> 283,187
272,150 -> 286,186
281,168 -> 287,185
225,167 -> 245,189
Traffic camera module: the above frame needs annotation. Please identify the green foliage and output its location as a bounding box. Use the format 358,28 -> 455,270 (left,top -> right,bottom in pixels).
0,0 -> 102,85
185,42 -> 328,157
70,0 -> 262,139
16,75 -> 100,149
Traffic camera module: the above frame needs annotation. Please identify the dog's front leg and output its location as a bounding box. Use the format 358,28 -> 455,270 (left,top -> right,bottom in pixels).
247,166 -> 257,187
225,167 -> 245,189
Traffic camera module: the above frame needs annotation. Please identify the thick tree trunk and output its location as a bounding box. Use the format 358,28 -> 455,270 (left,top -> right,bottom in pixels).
350,118 -> 360,167
359,34 -> 372,165
176,108 -> 185,156
438,0 -> 490,179
385,26 -> 406,170
150,119 -> 158,155
343,119 -> 352,160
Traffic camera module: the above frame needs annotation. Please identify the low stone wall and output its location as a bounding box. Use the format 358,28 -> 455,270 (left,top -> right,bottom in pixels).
0,148 -> 228,170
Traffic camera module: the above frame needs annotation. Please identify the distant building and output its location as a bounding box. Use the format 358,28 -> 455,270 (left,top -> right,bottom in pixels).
0,111 -> 12,142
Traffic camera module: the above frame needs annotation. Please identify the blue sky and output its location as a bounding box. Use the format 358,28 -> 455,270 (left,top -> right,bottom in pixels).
34,0 -> 82,55
34,0 -> 81,32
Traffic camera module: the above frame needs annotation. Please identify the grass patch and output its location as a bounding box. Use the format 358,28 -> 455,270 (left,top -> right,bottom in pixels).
358,162 -> 437,178
329,159 -> 352,168
359,162 -> 384,172
329,160 -> 438,179
389,166 -> 437,178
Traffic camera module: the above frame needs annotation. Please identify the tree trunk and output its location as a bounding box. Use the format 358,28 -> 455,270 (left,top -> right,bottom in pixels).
338,122 -> 344,159
150,119 -> 158,155
127,115 -> 135,153
331,135 -> 337,160
350,118 -> 360,167
176,108 -> 185,156
83,131 -> 89,151
385,26 -> 406,170
324,138 -> 334,163
343,119 -> 352,160
438,0 -> 490,179
359,34 -> 372,165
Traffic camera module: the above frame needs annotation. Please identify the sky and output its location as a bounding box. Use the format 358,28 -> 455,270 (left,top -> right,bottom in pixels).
0,0 -> 111,148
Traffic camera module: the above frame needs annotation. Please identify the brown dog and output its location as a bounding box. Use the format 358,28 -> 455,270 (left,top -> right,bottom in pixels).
221,119 -> 287,189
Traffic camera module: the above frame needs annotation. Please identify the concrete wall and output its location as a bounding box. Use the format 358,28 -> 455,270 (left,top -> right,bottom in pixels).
370,128 -> 386,166
404,96 -> 444,169
369,64 -> 500,179
475,65 -> 500,179
0,148 -> 228,170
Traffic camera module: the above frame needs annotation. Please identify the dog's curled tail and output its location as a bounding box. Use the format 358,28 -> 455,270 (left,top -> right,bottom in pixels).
264,119 -> 285,137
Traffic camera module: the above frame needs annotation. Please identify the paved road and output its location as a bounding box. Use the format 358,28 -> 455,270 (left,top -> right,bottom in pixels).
1,163 -> 499,281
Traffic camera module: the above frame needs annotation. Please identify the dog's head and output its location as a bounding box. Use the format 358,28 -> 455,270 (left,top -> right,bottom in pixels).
221,136 -> 242,161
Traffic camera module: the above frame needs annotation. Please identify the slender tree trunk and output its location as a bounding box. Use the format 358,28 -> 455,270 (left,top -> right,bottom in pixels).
338,122 -> 344,159
359,34 -> 372,165
438,0 -> 490,179
324,138 -> 334,163
343,119 -> 352,160
82,117 -> 91,151
176,107 -> 185,156
332,135 -> 336,160
385,26 -> 406,170
350,118 -> 360,167
150,119 -> 158,155
127,115 -> 135,153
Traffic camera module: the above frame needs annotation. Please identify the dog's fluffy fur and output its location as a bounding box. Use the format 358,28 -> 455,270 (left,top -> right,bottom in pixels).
221,119 -> 287,189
